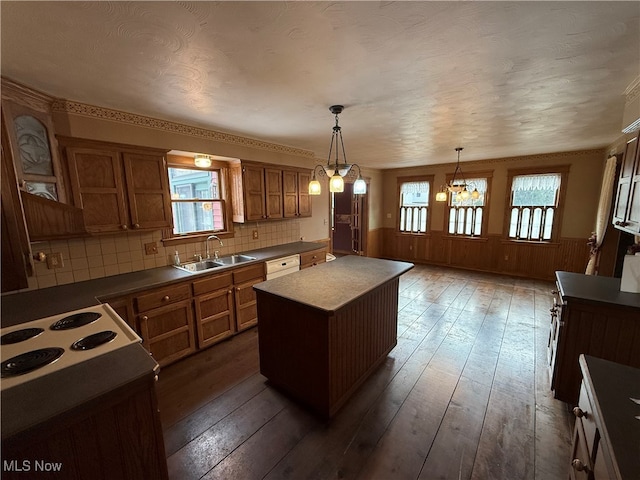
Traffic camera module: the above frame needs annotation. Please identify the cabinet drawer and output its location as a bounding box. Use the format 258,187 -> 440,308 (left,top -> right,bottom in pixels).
570,419 -> 593,480
135,283 -> 191,311
576,384 -> 597,458
193,272 -> 233,296
233,263 -> 264,284
300,248 -> 326,268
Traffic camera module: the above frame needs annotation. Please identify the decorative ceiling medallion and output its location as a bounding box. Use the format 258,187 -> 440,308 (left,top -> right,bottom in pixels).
50,99 -> 316,158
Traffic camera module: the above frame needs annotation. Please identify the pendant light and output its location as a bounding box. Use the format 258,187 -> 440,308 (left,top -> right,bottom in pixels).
308,105 -> 366,195
436,147 -> 478,202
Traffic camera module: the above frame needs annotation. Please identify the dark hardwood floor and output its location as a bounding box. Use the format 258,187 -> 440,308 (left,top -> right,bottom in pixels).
156,264 -> 573,480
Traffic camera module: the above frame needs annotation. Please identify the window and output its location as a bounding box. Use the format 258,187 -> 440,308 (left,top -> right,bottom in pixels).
168,166 -> 226,235
398,177 -> 431,233
447,176 -> 490,237
506,167 -> 568,241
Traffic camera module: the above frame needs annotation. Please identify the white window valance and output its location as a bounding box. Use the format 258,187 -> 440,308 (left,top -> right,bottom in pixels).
401,181 -> 430,194
512,174 -> 561,192
466,178 -> 488,193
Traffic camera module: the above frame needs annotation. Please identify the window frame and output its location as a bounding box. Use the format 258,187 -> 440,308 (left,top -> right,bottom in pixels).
162,155 -> 234,246
397,175 -> 434,235
444,170 -> 493,239
503,165 -> 570,243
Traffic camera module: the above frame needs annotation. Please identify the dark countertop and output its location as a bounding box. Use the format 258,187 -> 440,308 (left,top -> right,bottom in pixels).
1,344 -> 159,440
0,241 -> 325,439
1,241 -> 326,327
253,255 -> 414,313
555,271 -> 640,309
579,355 -> 640,480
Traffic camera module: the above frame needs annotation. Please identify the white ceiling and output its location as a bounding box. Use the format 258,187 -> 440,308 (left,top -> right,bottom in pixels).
1,1 -> 639,168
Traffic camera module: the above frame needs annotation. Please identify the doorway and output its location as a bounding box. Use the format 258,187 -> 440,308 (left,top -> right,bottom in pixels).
331,182 -> 368,256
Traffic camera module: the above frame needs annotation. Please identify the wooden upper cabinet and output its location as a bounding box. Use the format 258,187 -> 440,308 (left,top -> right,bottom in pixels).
59,137 -> 172,233
283,168 -> 312,218
231,162 -> 284,222
613,132 -> 640,235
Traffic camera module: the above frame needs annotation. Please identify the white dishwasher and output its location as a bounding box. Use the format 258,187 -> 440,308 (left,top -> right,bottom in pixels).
265,254 -> 300,280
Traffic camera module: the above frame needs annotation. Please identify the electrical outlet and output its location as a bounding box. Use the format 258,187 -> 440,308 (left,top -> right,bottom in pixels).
144,242 -> 158,255
252,229 -> 259,240
47,252 -> 64,269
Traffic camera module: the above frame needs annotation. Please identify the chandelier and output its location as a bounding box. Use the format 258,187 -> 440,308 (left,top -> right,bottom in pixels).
308,105 -> 366,195
435,147 -> 479,202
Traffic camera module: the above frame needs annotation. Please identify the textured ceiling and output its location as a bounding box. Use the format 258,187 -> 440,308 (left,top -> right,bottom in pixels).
1,1 -> 639,168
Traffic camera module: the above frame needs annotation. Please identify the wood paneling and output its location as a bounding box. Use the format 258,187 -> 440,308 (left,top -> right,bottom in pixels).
380,229 -> 589,280
256,278 -> 400,418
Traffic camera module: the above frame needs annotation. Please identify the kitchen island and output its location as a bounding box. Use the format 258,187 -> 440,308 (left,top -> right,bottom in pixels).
254,255 -> 413,418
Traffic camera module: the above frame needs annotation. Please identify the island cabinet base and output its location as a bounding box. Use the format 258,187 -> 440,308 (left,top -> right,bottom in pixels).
257,278 -> 400,419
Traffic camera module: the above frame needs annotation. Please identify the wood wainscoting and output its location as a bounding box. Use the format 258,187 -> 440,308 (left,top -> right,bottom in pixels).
380,229 -> 589,281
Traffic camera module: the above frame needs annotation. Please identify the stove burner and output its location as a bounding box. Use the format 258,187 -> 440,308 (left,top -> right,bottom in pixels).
1,347 -> 65,378
1,328 -> 44,345
50,312 -> 101,331
71,331 -> 117,350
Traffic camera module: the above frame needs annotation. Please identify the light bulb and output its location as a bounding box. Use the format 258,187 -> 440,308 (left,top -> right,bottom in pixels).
329,172 -> 344,193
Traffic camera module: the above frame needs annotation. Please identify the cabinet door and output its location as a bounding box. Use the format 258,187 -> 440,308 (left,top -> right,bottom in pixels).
297,170 -> 312,217
138,299 -> 196,367
264,167 -> 283,219
233,263 -> 264,332
613,134 -> 640,233
243,165 -> 266,221
122,152 -> 172,230
283,169 -> 299,218
194,288 -> 235,348
66,147 -> 129,233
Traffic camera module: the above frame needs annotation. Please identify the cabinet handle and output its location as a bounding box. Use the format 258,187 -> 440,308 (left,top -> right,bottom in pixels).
615,221 -> 629,227
141,315 -> 148,321
571,459 -> 591,473
572,407 -> 586,418
551,289 -> 558,295
162,295 -> 170,301
121,224 -> 128,230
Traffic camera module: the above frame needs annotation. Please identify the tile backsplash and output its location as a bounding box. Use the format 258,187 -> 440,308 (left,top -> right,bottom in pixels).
22,221 -> 301,291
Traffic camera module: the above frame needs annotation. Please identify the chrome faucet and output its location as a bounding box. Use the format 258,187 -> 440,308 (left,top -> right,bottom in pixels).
206,235 -> 223,259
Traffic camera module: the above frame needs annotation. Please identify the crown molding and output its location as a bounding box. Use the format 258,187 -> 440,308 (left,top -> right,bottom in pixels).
49,99 -> 316,159
624,75 -> 640,105
1,77 -> 55,113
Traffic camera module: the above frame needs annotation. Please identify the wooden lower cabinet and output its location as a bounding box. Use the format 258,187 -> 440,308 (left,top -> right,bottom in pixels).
548,272 -> 640,405
232,263 -> 265,332
300,246 -> 327,269
2,374 -> 168,480
134,283 -> 196,367
569,356 -> 640,480
193,272 -> 235,348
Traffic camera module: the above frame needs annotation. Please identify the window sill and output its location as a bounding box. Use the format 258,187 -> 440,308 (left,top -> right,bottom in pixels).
500,239 -> 560,247
396,231 -> 431,237
443,235 -> 489,242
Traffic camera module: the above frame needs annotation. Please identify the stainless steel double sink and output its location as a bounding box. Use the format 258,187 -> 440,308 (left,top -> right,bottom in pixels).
174,254 -> 257,273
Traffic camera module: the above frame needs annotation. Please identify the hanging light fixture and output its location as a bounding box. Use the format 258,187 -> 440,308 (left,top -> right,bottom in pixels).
308,105 -> 366,195
194,154 -> 212,168
436,147 -> 478,202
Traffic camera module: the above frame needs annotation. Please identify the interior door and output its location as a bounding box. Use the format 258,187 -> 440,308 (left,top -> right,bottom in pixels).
331,182 -> 366,255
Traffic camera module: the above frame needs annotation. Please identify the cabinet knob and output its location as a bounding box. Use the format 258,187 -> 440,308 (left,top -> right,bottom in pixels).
162,295 -> 170,301
551,289 -> 558,295
121,224 -> 128,230
141,315 -> 149,321
133,223 -> 140,229
571,459 -> 590,473
572,407 -> 586,418
228,289 -> 232,294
